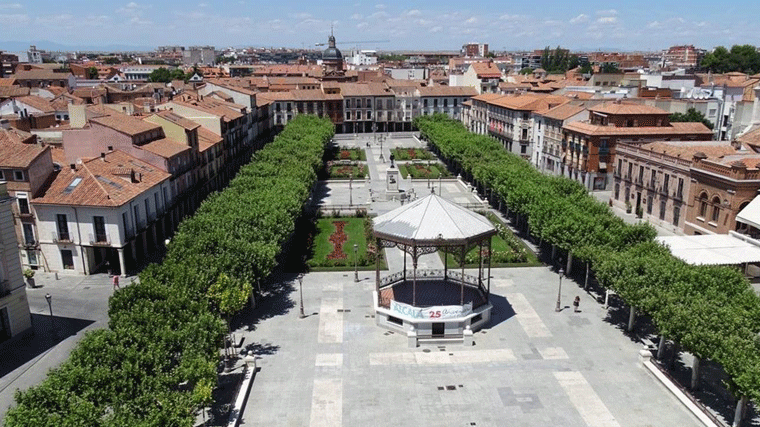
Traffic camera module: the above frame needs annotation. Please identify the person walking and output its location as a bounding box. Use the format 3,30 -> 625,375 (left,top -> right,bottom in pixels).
573,296 -> 580,313
112,274 -> 120,290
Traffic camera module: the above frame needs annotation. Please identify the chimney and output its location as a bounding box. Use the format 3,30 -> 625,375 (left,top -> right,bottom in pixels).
100,152 -> 106,161
70,163 -> 76,171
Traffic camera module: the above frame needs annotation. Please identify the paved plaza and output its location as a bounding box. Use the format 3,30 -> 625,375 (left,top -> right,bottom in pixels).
242,268 -> 702,427
240,133 -> 703,427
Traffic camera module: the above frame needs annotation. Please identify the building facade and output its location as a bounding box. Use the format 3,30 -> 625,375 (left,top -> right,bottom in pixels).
0,182 -> 33,344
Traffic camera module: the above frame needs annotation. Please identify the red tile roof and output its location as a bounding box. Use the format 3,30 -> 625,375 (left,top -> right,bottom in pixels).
0,129 -> 46,168
33,150 -> 170,207
589,101 -> 669,115
90,113 -> 161,136
140,137 -> 191,159
563,121 -> 713,136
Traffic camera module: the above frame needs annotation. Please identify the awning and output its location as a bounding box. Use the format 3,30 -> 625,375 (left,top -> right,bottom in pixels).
657,234 -> 760,265
736,196 -> 760,230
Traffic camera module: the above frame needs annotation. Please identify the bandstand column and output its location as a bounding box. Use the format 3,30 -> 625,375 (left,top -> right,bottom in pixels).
375,238 -> 381,295
403,244 -> 407,282
478,241 -> 483,287
487,237 -> 492,301
412,246 -> 418,307
443,245 -> 448,281
460,245 -> 466,305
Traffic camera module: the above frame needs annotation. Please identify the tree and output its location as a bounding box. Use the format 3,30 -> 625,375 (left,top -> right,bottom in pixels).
519,67 -> 534,75
700,45 -> 760,74
86,66 -> 98,80
599,62 -> 620,74
148,67 -> 172,83
670,108 -> 714,130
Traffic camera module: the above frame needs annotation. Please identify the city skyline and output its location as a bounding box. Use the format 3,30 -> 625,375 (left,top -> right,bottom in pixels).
1,0 -> 759,52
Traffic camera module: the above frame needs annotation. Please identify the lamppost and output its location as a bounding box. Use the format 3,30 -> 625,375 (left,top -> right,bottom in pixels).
349,172 -> 353,207
353,244 -> 359,282
379,135 -> 385,163
555,268 -> 564,312
438,172 -> 442,196
45,293 -> 54,335
298,274 -> 306,319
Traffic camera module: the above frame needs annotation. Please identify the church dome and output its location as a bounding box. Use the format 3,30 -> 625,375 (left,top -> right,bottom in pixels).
322,35 -> 343,61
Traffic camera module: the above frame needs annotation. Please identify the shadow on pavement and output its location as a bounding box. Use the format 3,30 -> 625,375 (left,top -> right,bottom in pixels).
0,314 -> 94,379
483,292 -> 516,330
230,273 -> 296,334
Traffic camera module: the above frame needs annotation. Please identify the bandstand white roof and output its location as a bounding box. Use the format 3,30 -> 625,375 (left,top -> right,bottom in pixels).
373,194 -> 496,245
656,234 -> 760,265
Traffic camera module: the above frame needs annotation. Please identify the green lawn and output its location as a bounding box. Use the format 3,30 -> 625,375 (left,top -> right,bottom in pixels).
391,148 -> 433,160
329,165 -> 367,179
438,215 -> 541,268
398,163 -> 450,179
333,148 -> 366,161
308,217 -> 386,270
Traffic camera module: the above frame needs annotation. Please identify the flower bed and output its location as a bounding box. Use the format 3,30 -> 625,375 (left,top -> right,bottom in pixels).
326,221 -> 348,260
398,163 -> 449,179
328,164 -> 367,179
391,148 -> 433,160
332,148 -> 366,161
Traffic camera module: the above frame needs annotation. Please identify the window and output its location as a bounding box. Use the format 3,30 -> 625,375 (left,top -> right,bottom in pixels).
647,196 -> 653,214
677,178 -> 684,198
617,159 -> 622,175
145,198 -> 151,220
638,165 -> 644,183
93,216 -> 107,242
711,196 -> 721,222
423,99 -> 428,107
660,200 -> 666,220
663,174 -> 669,194
698,192 -> 708,217
673,206 -> 680,226
154,192 -> 160,214
27,250 -> 38,266
61,249 -> 74,270
615,183 -> 620,200
0,170 -> 4,180
123,212 -> 132,238
454,98 -> 458,107
57,214 -> 70,241
23,223 -> 35,245
17,194 -> 30,215
433,99 -> 438,108
134,206 -> 141,230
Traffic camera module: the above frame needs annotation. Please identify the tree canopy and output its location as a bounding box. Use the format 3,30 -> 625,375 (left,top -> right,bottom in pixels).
701,45 -> 760,74
148,67 -> 193,83
669,108 -> 714,130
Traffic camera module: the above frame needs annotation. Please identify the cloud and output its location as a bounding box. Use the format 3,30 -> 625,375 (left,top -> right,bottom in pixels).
0,12 -> 27,24
406,9 -> 420,16
198,2 -> 208,7
374,3 -> 385,9
0,3 -> 21,9
429,26 -> 442,33
465,17 -> 477,24
350,13 -> 362,20
569,14 -> 588,24
597,16 -> 617,24
596,9 -> 617,15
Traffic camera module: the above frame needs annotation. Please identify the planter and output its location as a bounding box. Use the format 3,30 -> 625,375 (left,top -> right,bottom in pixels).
26,278 -> 36,288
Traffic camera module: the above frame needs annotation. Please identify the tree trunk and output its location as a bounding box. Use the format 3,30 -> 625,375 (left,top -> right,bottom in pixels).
584,262 -> 589,290
627,306 -> 635,332
733,395 -> 748,427
657,335 -> 666,359
566,254 -> 573,275
604,289 -> 611,309
551,244 -> 556,261
670,342 -> 680,370
690,356 -> 700,391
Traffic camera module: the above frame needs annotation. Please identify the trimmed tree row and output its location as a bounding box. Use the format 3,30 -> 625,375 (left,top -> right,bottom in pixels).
4,115 -> 335,427
415,114 -> 760,416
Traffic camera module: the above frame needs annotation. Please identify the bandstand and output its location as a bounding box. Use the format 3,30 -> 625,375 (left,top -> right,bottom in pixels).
372,194 -> 496,344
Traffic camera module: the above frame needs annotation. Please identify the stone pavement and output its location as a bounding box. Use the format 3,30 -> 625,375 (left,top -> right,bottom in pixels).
0,272 -> 131,422
240,268 -> 703,427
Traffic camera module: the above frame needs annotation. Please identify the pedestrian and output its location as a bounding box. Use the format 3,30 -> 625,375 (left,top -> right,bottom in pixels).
573,296 -> 580,313
112,274 -> 120,290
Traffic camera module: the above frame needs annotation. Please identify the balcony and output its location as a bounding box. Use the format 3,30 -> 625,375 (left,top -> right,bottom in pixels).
52,232 -> 72,243
22,239 -> 37,248
89,233 -> 111,246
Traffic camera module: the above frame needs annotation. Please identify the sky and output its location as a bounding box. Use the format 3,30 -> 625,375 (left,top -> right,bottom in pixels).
2,0 -> 760,52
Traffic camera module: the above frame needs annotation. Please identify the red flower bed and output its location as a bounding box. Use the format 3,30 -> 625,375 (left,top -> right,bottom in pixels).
407,148 -> 417,159
327,221 -> 348,260
339,150 -> 351,159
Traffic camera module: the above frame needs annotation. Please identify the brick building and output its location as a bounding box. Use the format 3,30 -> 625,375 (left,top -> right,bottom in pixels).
561,101 -> 713,190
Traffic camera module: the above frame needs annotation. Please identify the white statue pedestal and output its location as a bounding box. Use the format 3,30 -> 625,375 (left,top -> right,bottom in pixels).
386,166 -> 400,194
